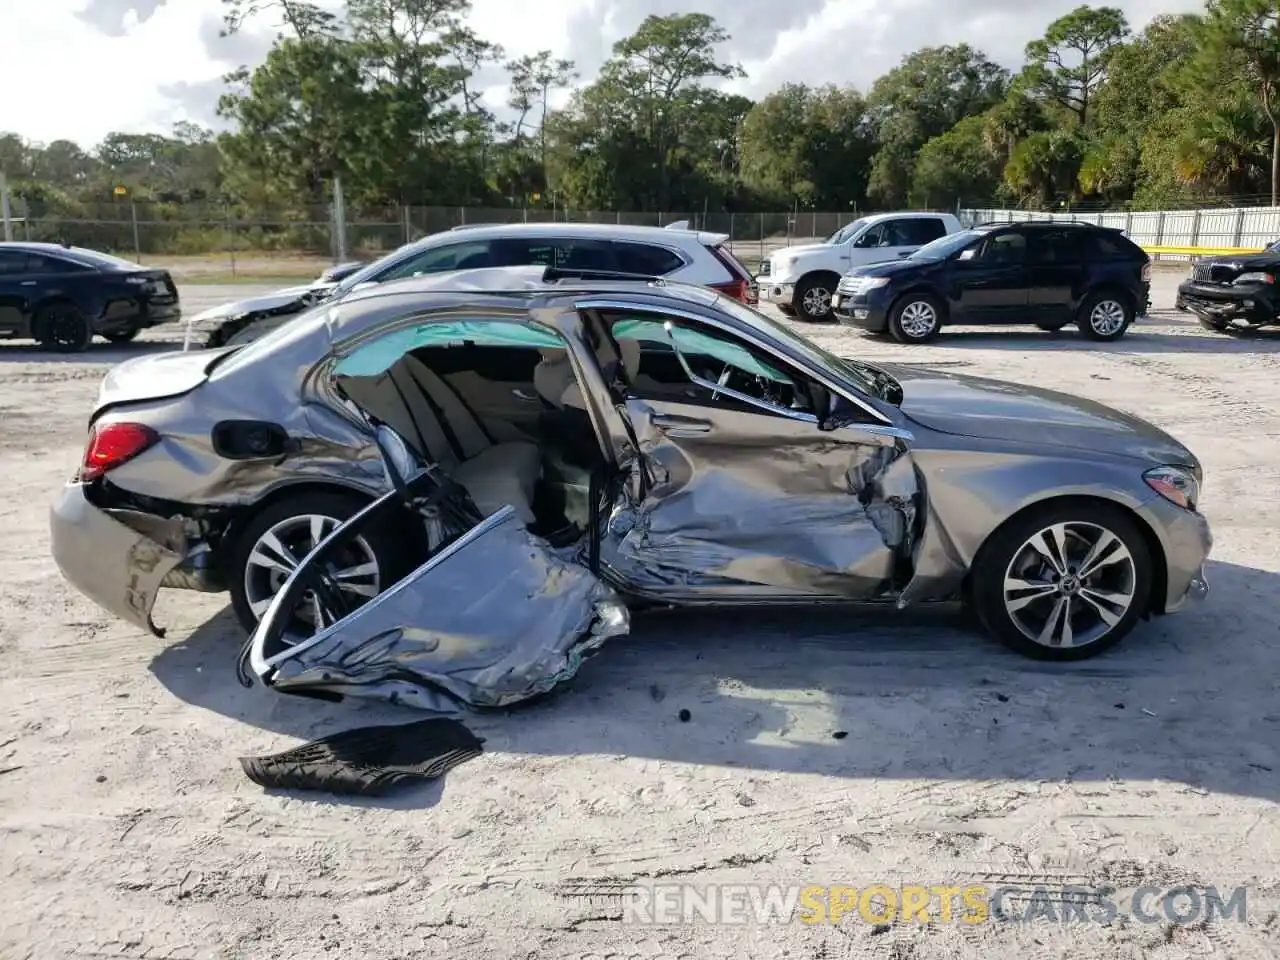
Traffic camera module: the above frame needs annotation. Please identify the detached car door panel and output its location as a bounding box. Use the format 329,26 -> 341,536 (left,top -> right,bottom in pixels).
602,316 -> 918,600
246,488 -> 630,712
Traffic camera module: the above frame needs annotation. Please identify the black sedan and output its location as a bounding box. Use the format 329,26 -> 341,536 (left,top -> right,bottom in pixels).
0,242 -> 180,351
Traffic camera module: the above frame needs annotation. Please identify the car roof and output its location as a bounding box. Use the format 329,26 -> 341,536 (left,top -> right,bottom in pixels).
437,220 -> 728,246
858,211 -> 955,224
0,241 -> 75,253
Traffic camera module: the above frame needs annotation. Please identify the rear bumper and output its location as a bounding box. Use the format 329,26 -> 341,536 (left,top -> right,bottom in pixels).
98,301 -> 182,332
49,484 -> 187,637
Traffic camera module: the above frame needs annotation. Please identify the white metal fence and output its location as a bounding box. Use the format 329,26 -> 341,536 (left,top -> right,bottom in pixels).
959,207 -> 1280,261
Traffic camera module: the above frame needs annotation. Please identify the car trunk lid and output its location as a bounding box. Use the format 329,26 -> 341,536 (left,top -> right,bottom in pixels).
92,346 -> 237,421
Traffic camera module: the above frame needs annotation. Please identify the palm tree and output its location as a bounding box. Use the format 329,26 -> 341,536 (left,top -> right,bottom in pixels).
1174,100 -> 1269,196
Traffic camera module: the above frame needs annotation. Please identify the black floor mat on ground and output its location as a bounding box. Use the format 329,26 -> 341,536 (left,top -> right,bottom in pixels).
239,718 -> 485,796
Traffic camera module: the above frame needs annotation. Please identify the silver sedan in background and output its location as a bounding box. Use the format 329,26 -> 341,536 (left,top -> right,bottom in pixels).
49,266 -> 1211,709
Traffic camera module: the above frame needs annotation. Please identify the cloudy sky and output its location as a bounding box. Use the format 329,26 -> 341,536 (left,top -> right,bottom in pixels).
3,0 -> 1205,147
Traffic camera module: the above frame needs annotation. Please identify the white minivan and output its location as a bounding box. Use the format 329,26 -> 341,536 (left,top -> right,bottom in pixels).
759,212 -> 963,321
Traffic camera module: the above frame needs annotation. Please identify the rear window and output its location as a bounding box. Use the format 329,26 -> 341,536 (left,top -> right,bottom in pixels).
612,242 -> 684,276
1085,230 -> 1144,260
61,247 -> 140,271
709,243 -> 754,280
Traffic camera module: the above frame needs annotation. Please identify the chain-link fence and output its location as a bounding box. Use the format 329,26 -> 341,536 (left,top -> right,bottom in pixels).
0,198 -> 901,276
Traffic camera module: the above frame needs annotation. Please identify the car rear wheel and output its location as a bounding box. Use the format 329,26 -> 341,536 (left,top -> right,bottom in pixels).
33,303 -> 93,353
228,491 -> 420,636
794,276 -> 836,322
1078,291 -> 1133,341
970,501 -> 1153,661
888,294 -> 943,343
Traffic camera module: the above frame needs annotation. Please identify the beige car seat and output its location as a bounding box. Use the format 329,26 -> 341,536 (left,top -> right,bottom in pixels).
339,356 -> 541,524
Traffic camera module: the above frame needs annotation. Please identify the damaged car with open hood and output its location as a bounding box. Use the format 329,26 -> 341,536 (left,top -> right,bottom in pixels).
50,264 -> 1212,711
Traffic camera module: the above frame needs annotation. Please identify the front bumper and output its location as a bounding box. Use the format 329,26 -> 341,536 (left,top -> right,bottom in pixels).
1176,280 -> 1280,323
759,281 -> 796,307
832,288 -> 894,332
1135,492 -> 1213,614
49,484 -> 187,637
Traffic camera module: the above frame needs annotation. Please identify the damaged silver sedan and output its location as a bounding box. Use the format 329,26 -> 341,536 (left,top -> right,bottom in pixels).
51,265 -> 1212,710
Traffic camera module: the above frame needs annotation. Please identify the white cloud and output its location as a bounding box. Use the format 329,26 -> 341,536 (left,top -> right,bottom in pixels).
0,0 -> 1209,148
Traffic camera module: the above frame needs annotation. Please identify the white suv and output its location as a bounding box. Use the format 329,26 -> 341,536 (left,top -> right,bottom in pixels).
342,222 -> 758,303
759,212 -> 963,321
191,222 -> 760,347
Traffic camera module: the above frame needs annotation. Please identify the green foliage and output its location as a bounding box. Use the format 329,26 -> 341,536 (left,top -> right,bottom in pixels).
8,0 -> 1280,243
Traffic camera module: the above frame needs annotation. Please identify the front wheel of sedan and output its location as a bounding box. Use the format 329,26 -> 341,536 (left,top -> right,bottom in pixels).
970,501 -> 1153,661
228,491 -> 419,636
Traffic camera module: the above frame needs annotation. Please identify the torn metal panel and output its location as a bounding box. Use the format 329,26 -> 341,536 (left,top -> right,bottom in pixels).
600,399 -> 917,598
48,488 -> 187,637
249,503 -> 629,712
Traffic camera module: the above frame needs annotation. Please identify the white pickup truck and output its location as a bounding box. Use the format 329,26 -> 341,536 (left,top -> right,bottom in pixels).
758,211 -> 964,321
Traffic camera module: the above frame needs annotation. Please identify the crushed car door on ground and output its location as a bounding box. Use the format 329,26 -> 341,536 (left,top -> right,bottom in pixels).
602,316 -> 919,598
247,497 -> 629,712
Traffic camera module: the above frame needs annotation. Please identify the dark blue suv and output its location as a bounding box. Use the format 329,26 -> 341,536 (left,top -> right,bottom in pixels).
831,222 -> 1151,344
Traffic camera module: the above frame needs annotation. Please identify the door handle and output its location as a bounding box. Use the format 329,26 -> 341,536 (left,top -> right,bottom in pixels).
651,413 -> 712,436
511,389 -> 540,403
19,281 -> 37,287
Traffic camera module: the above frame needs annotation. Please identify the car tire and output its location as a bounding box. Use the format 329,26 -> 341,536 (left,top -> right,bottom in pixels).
102,326 -> 141,343
1078,290 -> 1134,341
887,293 -> 943,344
33,302 -> 93,353
228,490 -> 422,636
793,275 -> 837,322
970,500 -> 1153,661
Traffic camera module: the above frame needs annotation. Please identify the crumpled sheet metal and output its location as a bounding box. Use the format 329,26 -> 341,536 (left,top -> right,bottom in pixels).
267,508 -> 630,712
601,425 -> 916,596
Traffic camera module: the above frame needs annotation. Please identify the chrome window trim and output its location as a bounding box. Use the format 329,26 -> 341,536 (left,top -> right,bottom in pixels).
575,297 -> 893,426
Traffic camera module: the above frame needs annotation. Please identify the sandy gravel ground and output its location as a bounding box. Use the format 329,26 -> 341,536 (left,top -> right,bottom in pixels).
1,273 -> 1278,960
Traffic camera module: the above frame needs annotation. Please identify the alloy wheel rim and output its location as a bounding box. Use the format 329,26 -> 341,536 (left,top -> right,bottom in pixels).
243,513 -> 380,635
1003,521 -> 1136,649
1090,300 -> 1126,336
802,286 -> 831,316
899,301 -> 938,339
50,311 -> 84,346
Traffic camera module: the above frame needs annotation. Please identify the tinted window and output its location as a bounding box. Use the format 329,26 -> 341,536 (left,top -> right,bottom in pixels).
978,231 -> 1027,263
1084,230 -> 1141,259
1028,229 -> 1086,262
60,247 -> 136,270
612,242 -> 684,276
0,251 -> 74,275
893,218 -> 949,246
377,241 -> 493,281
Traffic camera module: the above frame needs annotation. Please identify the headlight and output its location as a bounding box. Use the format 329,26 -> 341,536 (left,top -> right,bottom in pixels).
1143,465 -> 1199,510
1235,271 -> 1274,284
861,277 -> 891,290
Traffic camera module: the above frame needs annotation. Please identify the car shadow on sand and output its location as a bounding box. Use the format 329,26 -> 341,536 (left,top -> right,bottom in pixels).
854,315 -> 1280,355
149,557 -> 1279,808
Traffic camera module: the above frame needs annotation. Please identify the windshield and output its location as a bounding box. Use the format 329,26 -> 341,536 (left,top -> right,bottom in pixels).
207,301 -> 333,377
823,219 -> 867,245
909,229 -> 981,261
709,294 -> 890,402
327,242 -> 420,298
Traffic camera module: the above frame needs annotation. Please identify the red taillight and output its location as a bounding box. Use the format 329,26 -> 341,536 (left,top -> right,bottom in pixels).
709,278 -> 756,303
707,244 -> 758,304
77,422 -> 159,482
